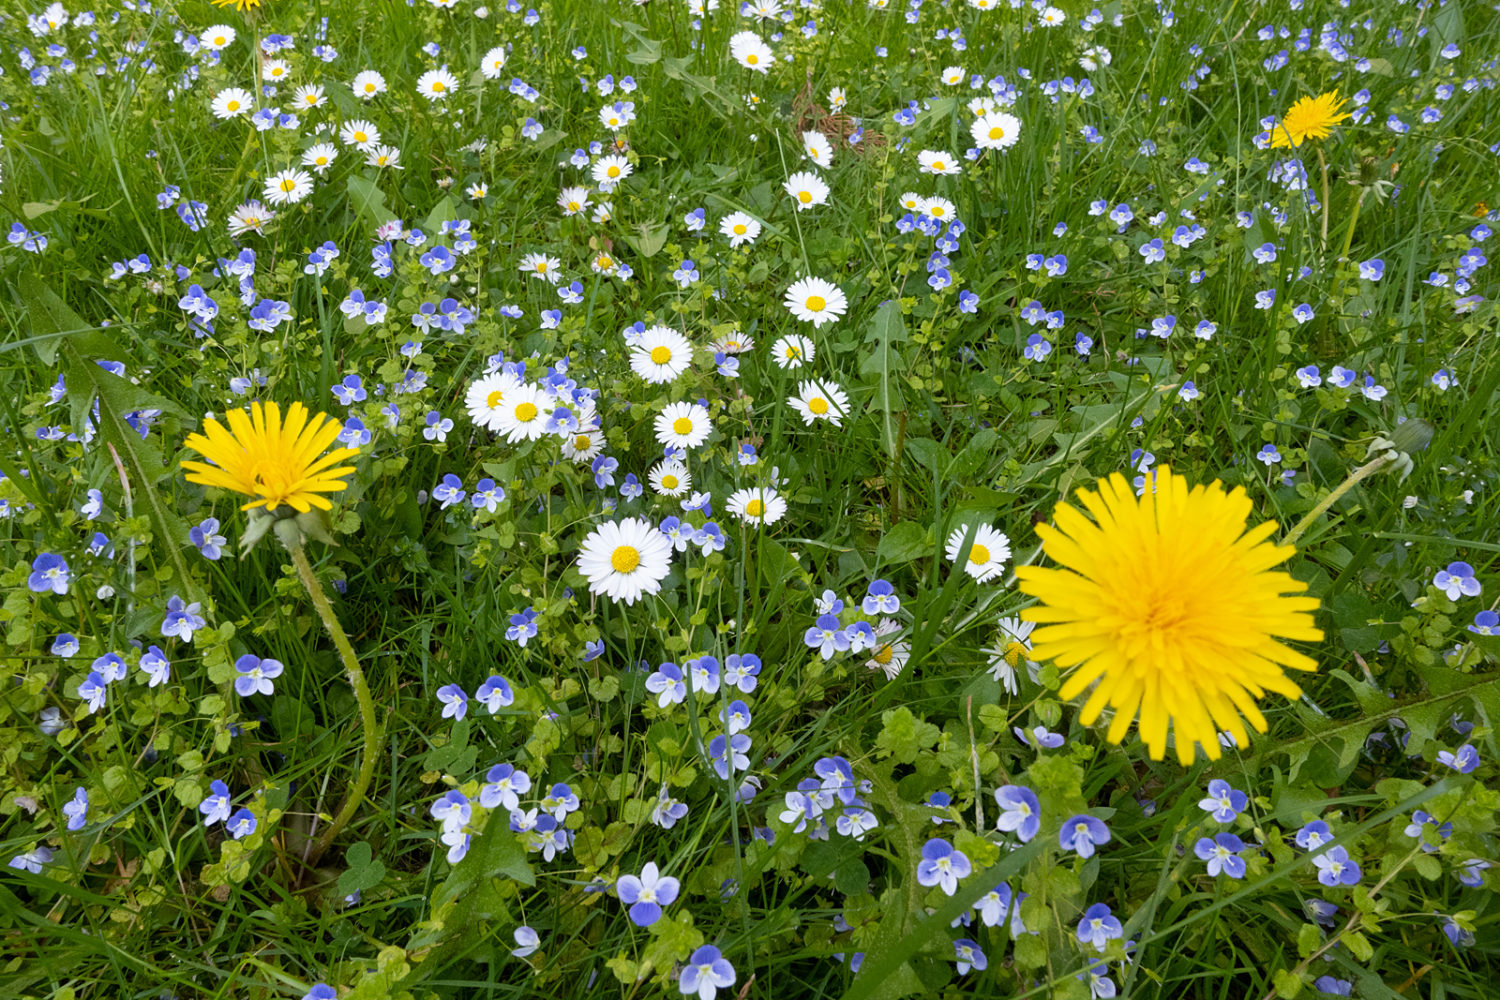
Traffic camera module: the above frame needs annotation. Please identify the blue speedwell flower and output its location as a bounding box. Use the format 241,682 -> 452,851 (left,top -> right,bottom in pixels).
1198,779 -> 1248,823
616,861 -> 680,926
28,553 -> 71,595
1077,902 -> 1123,951
1059,815 -> 1111,858
679,945 -> 735,1000
234,655 -> 284,697
916,838 -> 971,895
1194,833 -> 1247,878
994,785 -> 1041,842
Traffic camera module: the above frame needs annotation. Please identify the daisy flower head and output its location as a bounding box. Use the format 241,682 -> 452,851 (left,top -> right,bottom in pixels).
227,201 -> 275,238
727,487 -> 786,526
201,24 -> 236,51
898,191 -> 924,213
654,401 -> 713,450
292,84 -> 327,110
519,252 -> 562,283
181,401 -> 359,513
649,461 -> 692,498
591,154 -> 633,189
972,111 -> 1022,151
918,149 -> 962,175
352,70 -> 387,99
784,171 -> 830,210
720,211 -> 762,247
783,277 -> 848,328
945,524 -> 1011,583
1037,6 -> 1066,26
577,516 -> 673,605
631,326 -> 694,384
211,87 -> 254,119
340,119 -> 381,148
984,617 -> 1037,694
788,379 -> 850,427
480,46 -> 508,80
263,60 -> 291,84
494,382 -> 553,443
1014,467 -> 1324,765
416,67 -> 459,101
263,168 -> 314,206
1269,92 -> 1352,148
866,637 -> 911,679
728,30 -> 773,72
769,333 -> 815,369
802,129 -> 834,169
365,145 -> 402,169
465,370 -> 524,432
920,196 -> 957,221
557,186 -> 591,216
301,142 -> 337,174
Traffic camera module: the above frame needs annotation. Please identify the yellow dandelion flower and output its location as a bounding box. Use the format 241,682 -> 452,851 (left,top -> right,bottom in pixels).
181,401 -> 359,514
1268,91 -> 1352,148
1015,467 -> 1322,765
212,0 -> 267,10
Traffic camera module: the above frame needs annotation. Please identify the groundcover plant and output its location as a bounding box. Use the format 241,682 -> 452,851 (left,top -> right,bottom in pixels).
1,0 -> 1497,998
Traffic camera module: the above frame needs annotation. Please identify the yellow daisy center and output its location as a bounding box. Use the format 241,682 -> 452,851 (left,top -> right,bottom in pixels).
226,100 -> 240,111
932,160 -> 946,170
280,179 -> 296,192
745,498 -> 765,517
662,475 -> 679,490
514,402 -> 538,422
486,390 -> 505,408
798,191 -> 812,203
733,224 -> 747,235
931,206 -> 946,217
805,295 -> 826,312
574,434 -> 592,450
969,544 -> 991,565
808,397 -> 829,415
989,126 -> 1005,140
607,165 -> 620,177
873,645 -> 893,665
747,54 -> 758,65
432,81 -> 446,93
611,545 -> 640,573
672,417 -> 693,435
650,346 -> 673,365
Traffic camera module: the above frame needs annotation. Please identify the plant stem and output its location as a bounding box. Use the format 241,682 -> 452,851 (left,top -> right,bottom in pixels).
1281,454 -> 1390,548
1316,147 -> 1331,251
287,540 -> 380,869
1338,186 -> 1367,261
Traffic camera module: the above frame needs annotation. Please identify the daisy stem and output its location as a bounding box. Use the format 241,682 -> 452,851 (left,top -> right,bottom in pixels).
287,540 -> 380,869
1281,454 -> 1391,548
1316,147 -> 1331,251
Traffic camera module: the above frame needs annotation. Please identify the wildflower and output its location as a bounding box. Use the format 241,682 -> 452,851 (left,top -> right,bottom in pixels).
1059,814 -> 1111,858
944,523 -> 1010,583
493,383 -> 552,443
802,130 -> 834,168
994,785 -> 1041,841
1269,92 -> 1352,148
1432,562 -> 1481,600
720,211 -> 762,247
728,30 -> 773,72
182,401 -> 359,513
63,787 -> 89,831
1436,743 -> 1479,773
416,67 -> 459,101
918,149 -> 961,175
578,517 -> 673,605
650,462 -> 692,498
788,380 -> 850,427
1195,833 -> 1247,878
480,763 -> 531,810
227,808 -> 257,840
724,653 -> 761,693
27,553 -> 70,595
161,596 -> 207,642
916,838 -> 971,895
1016,467 -> 1322,764
1077,902 -> 1122,951
1312,846 -> 1361,886
708,733 -> 751,779
511,926 -> 539,958
784,171 -> 830,210
199,780 -> 232,826
679,945 -> 736,1000
234,654 -> 284,697
617,862 -> 680,927
783,277 -> 848,328
211,87 -> 254,118
770,334 -> 815,369
140,646 -> 171,687
726,487 -> 786,526
631,327 -> 693,383
953,938 -> 986,974
263,169 -> 314,206
804,614 -> 849,660
1295,820 -> 1332,850
436,684 -> 468,721
1198,779 -> 1248,823
972,111 -> 1021,150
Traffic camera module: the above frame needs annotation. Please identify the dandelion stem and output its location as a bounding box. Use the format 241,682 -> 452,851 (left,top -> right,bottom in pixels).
1316,147 -> 1331,251
1281,454 -> 1390,548
287,540 -> 380,869
1338,186 -> 1367,261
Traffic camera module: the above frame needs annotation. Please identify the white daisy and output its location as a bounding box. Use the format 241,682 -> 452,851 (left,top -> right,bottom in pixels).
866,639 -> 911,680
340,119 -> 381,148
720,211 -> 762,247
519,252 -> 562,284
494,382 -> 553,443
769,334 -> 815,369
210,87 -> 253,119
788,380 -> 850,427
352,70 -> 387,99
465,371 -> 523,431
726,487 -> 786,526
728,30 -> 773,72
982,618 -> 1039,695
557,186 -> 591,216
201,24 -> 236,51
783,277 -> 848,328
577,517 -> 673,605
971,111 -> 1022,151
784,171 -> 830,211
631,327 -> 694,384
917,149 -> 962,175
802,130 -> 834,169
654,401 -> 712,450
264,60 -> 291,84
416,67 -> 459,101
226,201 -> 275,238
292,84 -> 327,110
263,168 -> 314,206
649,461 -> 692,497
920,196 -> 957,221
591,154 -> 633,189
301,143 -> 338,174
897,191 -> 924,213
480,46 -> 508,79
944,524 -> 1011,583
561,429 -> 605,464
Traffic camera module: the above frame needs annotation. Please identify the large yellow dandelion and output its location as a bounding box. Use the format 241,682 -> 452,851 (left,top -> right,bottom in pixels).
181,401 -> 359,513
1269,91 -> 1352,148
1015,467 -> 1322,765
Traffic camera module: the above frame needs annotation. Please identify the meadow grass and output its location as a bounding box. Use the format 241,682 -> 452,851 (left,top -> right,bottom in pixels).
1,1 -> 1498,998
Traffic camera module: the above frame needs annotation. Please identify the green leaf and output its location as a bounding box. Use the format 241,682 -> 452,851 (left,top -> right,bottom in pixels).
876,522 -> 929,565
624,221 -> 669,259
336,841 -> 387,897
1273,968 -> 1304,998
347,174 -> 390,228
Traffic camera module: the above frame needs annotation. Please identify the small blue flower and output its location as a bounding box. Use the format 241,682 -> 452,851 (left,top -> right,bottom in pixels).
679,945 -> 735,1000
916,838 -> 971,895
475,675 -> 515,713
1312,846 -> 1361,886
862,579 -> 901,615
234,654 -> 284,697
1256,444 -> 1281,466
1294,820 -> 1332,850
616,861 -> 679,926
1059,814 -> 1111,858
226,807 -> 257,840
63,787 -> 89,831
199,779 -> 232,826
1194,833 -> 1247,878
954,938 -> 986,974
436,684 -> 468,720
189,518 -> 227,560
645,662 -> 687,707
1432,562 -> 1481,600
1468,610 -> 1499,635
480,764 -> 531,811
28,553 -> 71,595
993,785 -> 1041,842
1436,743 -> 1479,774
1076,902 -> 1123,951
1198,779 -> 1248,823
161,595 -> 207,643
